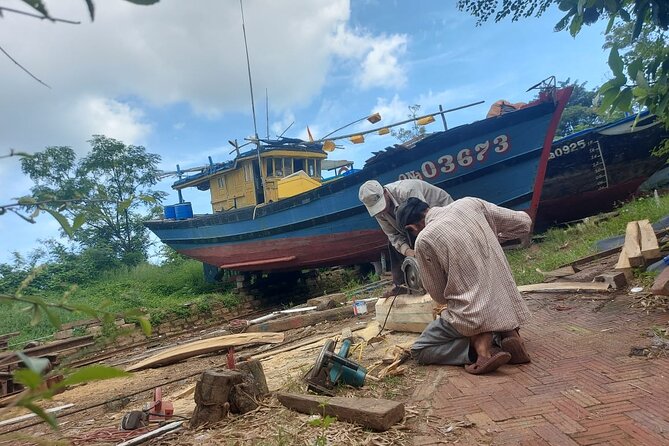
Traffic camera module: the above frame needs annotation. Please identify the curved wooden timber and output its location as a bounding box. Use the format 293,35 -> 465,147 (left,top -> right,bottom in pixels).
126,332 -> 284,372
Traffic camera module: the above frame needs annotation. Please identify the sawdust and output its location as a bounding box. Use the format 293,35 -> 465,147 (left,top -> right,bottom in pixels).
3,316 -> 422,444
629,292 -> 669,313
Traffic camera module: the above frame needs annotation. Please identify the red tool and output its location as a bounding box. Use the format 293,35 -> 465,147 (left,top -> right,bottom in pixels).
144,387 -> 174,422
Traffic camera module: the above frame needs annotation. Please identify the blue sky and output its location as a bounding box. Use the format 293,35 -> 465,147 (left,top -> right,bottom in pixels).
0,0 -> 612,263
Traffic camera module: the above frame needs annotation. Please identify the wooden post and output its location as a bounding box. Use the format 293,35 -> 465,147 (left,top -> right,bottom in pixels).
623,221 -> 644,267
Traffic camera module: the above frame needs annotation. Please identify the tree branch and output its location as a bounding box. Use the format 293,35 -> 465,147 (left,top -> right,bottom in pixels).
0,44 -> 51,89
0,7 -> 81,24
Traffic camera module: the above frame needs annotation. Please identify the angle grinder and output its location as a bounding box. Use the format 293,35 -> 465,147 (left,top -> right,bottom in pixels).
401,256 -> 425,295
305,338 -> 367,396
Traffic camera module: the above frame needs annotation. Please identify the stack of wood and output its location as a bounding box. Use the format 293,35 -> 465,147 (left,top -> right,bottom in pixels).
615,220 -> 661,280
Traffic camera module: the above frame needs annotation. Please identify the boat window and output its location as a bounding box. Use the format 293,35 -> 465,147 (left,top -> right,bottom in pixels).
284,158 -> 293,175
294,158 -> 305,173
274,158 -> 283,177
307,159 -> 315,176
316,159 -> 321,176
266,158 -> 274,176
217,176 -> 225,189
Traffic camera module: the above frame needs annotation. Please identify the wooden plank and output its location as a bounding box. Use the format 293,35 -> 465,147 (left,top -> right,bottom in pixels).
0,403 -> 73,427
639,219 -> 661,260
0,336 -> 95,367
615,249 -> 633,281
623,221 -> 644,267
0,332 -> 20,341
536,265 -> 578,278
306,293 -> 347,307
593,272 -> 628,290
517,282 -> 610,293
651,268 -> 669,296
276,392 -> 405,431
374,294 -> 434,333
246,305 -> 361,333
125,332 -> 284,372
116,421 -> 183,446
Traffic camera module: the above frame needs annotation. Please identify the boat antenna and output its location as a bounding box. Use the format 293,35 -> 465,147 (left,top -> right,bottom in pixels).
279,121 -> 295,138
265,88 -> 270,139
239,0 -> 266,201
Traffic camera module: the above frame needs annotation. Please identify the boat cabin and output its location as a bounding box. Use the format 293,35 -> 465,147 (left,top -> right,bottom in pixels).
172,139 -> 331,212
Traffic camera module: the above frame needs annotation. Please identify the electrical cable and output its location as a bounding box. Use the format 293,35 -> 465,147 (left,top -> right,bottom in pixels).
376,287 -> 402,337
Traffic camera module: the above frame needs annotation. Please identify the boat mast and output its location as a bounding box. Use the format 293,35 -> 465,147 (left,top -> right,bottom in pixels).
239,0 -> 266,203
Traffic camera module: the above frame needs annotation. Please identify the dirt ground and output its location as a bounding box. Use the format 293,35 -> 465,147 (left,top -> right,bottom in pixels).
1,254 -> 669,445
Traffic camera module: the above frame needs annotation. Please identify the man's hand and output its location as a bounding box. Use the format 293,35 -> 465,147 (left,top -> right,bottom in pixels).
405,248 -> 415,257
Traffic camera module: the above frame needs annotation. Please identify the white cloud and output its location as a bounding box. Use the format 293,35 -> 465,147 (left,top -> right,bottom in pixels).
357,34 -> 407,89
329,25 -> 408,90
73,97 -> 151,146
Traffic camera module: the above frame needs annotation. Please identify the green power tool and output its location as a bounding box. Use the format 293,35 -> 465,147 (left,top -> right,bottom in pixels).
305,338 -> 367,396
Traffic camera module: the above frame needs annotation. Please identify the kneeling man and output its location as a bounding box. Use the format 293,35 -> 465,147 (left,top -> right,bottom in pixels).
396,197 -> 532,374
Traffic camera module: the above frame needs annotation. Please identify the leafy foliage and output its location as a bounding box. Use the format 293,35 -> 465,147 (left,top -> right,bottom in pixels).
20,136 -> 166,265
457,0 -> 669,151
554,79 -> 625,137
14,0 -> 160,22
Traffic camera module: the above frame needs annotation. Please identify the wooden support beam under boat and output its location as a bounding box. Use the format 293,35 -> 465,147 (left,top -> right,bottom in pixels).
220,255 -> 297,269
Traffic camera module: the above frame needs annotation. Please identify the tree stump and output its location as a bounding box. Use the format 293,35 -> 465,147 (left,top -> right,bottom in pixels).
191,370 -> 242,427
190,359 -> 268,428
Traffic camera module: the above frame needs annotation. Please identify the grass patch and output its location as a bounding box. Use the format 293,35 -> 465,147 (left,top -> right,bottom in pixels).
1,259 -> 231,347
507,194 -> 669,285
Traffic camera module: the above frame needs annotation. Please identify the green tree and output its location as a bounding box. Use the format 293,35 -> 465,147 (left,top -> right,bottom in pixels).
456,0 -> 669,150
555,80 -> 604,137
20,136 -> 166,265
391,104 -> 427,143
553,79 -> 626,137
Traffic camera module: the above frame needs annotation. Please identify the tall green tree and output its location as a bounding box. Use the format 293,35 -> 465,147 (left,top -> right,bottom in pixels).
20,136 -> 166,265
456,0 -> 669,150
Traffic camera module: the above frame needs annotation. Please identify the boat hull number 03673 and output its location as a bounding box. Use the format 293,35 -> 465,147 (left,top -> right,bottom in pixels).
398,134 -> 511,181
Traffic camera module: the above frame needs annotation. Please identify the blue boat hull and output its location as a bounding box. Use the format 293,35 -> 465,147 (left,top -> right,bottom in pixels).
146,88 -> 571,271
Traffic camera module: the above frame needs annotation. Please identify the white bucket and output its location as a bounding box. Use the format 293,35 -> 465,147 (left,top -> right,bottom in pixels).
353,300 -> 368,315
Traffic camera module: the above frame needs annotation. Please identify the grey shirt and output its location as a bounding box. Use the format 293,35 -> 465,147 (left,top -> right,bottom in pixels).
375,179 -> 453,255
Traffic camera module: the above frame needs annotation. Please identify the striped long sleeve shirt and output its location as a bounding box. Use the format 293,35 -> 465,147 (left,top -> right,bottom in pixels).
414,197 -> 531,337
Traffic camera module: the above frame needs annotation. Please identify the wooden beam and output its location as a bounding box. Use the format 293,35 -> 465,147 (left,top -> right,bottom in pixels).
623,221 -> 644,267
126,332 -> 284,372
0,403 -> 73,427
246,305 -> 361,333
276,392 -> 405,431
651,268 -> 669,296
615,249 -> 633,281
374,294 -> 433,333
517,282 -> 611,293
116,421 -> 183,446
0,336 -> 95,367
639,219 -> 661,260
536,265 -> 578,278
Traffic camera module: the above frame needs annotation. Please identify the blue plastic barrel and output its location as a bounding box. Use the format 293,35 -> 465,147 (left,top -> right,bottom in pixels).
163,205 -> 176,219
174,202 -> 193,220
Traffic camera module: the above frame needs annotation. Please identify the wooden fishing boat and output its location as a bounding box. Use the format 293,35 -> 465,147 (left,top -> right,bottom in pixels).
537,112 -> 669,225
146,85 -> 572,273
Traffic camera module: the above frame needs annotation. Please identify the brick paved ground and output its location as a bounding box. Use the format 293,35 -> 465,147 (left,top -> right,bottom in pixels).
409,291 -> 669,445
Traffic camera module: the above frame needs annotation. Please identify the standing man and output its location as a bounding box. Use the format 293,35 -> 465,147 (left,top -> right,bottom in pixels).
396,197 -> 532,374
358,179 -> 453,296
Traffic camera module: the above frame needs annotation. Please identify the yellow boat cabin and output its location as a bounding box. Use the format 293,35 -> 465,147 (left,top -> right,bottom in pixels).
171,139 -> 353,212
